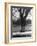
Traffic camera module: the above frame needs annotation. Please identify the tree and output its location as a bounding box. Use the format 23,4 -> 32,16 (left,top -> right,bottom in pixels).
19,7 -> 33,32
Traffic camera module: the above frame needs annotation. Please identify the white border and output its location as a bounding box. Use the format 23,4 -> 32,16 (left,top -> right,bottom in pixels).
8,3 -> 35,43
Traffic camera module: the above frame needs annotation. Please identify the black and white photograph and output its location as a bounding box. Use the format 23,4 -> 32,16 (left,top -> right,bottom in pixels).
5,3 -> 36,43
11,6 -> 33,38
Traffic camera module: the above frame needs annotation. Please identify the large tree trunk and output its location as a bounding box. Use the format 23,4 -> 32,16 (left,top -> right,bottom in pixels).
20,8 -> 25,32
